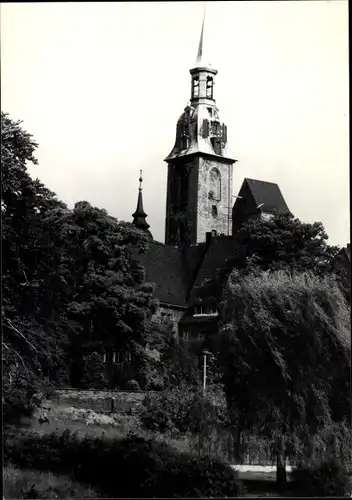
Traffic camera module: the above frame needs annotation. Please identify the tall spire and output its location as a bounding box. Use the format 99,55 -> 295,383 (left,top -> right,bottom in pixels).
132,170 -> 150,230
195,5 -> 206,66
193,4 -> 214,71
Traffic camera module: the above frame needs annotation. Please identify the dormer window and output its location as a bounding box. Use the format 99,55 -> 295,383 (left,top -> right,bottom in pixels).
193,305 -> 219,316
192,77 -> 199,98
206,76 -> 213,98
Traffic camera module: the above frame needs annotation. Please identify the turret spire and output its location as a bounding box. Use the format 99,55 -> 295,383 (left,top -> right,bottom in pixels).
132,169 -> 150,230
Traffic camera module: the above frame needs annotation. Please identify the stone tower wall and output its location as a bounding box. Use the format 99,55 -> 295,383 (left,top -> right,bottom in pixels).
194,157 -> 233,243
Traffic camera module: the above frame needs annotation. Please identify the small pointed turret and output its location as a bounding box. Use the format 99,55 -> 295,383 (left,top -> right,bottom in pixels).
132,170 -> 150,230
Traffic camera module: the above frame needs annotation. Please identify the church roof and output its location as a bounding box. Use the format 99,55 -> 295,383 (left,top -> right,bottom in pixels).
243,178 -> 291,214
188,235 -> 239,304
138,241 -> 188,308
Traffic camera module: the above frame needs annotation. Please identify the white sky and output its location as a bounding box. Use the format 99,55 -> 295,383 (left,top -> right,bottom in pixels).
1,1 -> 349,246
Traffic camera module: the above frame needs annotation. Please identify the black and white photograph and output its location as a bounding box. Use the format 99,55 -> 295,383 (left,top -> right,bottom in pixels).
1,1 -> 350,498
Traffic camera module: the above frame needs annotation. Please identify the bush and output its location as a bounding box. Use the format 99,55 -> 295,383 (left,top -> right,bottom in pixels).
80,352 -> 108,390
291,455 -> 351,496
4,429 -> 242,497
3,367 -> 42,424
140,385 -> 229,435
125,379 -> 141,391
140,386 -> 195,433
3,463 -> 98,499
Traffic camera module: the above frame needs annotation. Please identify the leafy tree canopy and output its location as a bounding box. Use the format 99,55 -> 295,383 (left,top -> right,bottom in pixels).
218,268 -> 351,460
199,212 -> 343,305
2,112 -> 157,408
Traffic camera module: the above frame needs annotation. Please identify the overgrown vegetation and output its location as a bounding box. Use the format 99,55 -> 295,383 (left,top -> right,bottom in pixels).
218,268 -> 351,485
2,112 -> 158,422
4,429 -> 242,498
3,463 -> 98,499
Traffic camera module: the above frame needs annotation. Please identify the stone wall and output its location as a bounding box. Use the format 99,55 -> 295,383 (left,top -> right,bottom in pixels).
52,389 -> 149,414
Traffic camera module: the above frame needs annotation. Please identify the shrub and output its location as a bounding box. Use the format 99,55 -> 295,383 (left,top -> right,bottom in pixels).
4,429 -> 242,497
3,463 -> 98,499
140,386 -> 195,433
291,455 -> 351,496
3,367 -> 42,424
140,385 -> 229,436
80,352 -> 108,390
125,379 -> 141,391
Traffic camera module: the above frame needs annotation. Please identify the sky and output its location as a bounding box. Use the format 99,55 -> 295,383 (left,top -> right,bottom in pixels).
1,1 -> 349,246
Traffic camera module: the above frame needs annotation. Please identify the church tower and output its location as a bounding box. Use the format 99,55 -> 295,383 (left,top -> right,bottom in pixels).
164,11 -> 236,246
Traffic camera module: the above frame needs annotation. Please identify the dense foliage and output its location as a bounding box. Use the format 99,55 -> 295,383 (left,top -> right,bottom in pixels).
200,212 -> 346,306
141,384 -> 229,445
218,268 -> 351,482
2,112 -> 157,417
2,112 -> 69,420
291,456 -> 351,496
4,430 -> 242,497
231,212 -> 340,273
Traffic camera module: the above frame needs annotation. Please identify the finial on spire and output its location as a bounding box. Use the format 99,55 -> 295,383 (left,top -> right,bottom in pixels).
196,4 -> 206,65
132,169 -> 150,231
192,3 -> 216,73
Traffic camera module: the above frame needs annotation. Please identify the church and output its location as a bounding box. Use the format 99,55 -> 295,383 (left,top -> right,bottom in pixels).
131,15 -> 291,346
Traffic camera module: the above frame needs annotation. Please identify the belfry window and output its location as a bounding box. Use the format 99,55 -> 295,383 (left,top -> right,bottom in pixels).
192,77 -> 199,98
211,137 -> 222,155
212,205 -> 218,217
211,121 -> 220,135
206,77 -> 213,99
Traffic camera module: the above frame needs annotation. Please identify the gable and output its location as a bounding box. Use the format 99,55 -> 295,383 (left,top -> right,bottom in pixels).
245,178 -> 291,214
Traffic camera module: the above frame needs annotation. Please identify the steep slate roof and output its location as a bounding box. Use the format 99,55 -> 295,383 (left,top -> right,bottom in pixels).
244,178 -> 291,214
188,236 -> 239,304
137,178 -> 292,309
137,241 -> 188,308
182,243 -> 208,297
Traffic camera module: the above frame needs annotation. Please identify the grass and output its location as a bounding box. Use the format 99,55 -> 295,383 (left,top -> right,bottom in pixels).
3,463 -> 98,499
4,391 -> 299,498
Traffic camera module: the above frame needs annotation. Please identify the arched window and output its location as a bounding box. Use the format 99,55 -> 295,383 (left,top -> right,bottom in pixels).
206,77 -> 213,99
192,77 -> 199,98
209,168 -> 221,201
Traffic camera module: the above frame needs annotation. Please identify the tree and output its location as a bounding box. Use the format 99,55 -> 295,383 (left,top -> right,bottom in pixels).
2,112 -> 69,420
218,268 -> 350,486
232,213 -> 340,273
199,213 -> 341,307
43,201 -> 157,388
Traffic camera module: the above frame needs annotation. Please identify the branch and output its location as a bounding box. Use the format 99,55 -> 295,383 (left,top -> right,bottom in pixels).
3,343 -> 29,375
5,318 -> 38,352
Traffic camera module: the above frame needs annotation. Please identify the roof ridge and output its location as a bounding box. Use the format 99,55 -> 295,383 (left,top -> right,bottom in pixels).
245,177 -> 279,186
